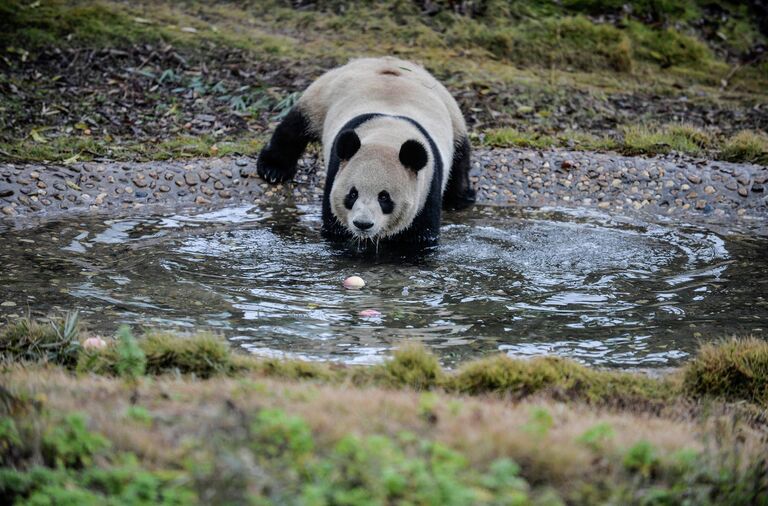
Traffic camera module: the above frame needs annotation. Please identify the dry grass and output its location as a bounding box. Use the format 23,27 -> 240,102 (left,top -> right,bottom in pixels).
0,364 -> 739,492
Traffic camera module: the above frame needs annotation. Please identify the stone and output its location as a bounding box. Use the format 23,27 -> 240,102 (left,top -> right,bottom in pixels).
195,196 -> 210,205
0,188 -> 14,198
133,176 -> 148,188
1,206 -> 15,216
752,184 -> 765,193
159,185 -> 170,192
214,181 -> 224,190
184,173 -> 198,185
686,173 -> 701,184
703,185 -> 715,195
738,187 -> 748,197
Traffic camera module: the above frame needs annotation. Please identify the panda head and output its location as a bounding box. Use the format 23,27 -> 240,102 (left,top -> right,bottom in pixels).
329,129 -> 429,241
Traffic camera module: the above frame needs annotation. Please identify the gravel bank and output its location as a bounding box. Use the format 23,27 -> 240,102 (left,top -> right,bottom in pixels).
1,148 -> 766,234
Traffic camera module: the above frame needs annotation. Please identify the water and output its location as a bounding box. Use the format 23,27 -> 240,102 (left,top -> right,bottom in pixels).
1,204 -> 766,367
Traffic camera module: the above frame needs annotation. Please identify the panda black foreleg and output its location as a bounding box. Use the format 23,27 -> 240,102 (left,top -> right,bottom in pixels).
257,107 -> 317,183
443,136 -> 476,210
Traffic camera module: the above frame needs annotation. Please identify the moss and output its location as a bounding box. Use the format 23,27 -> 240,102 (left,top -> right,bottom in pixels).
78,330 -> 236,378
246,356 -> 340,382
683,337 -> 768,405
366,344 -> 444,389
720,130 -> 768,165
444,354 -> 677,405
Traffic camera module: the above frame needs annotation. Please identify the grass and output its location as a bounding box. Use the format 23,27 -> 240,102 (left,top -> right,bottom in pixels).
482,123 -> 768,164
0,134 -> 265,163
4,316 -> 768,408
0,0 -> 766,164
2,317 -> 768,503
721,130 -> 768,165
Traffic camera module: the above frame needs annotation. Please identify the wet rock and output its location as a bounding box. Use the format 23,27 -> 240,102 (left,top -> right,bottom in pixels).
704,185 -> 716,195
0,188 -> 13,198
184,173 -> 198,185
738,187 -> 749,197
752,184 -> 765,193
195,196 -> 210,205
214,181 -> 224,190
201,186 -> 213,196
159,185 -> 170,192
133,176 -> 148,188
219,190 -> 231,199
135,190 -> 148,198
686,173 -> 701,184
1,206 -> 15,216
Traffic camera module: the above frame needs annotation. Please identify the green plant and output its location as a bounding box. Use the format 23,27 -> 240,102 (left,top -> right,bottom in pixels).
250,408 -> 314,461
623,440 -> 659,479
42,413 -> 110,469
115,326 -> 146,381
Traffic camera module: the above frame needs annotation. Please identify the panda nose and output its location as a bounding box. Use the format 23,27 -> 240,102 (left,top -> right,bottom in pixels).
353,220 -> 374,230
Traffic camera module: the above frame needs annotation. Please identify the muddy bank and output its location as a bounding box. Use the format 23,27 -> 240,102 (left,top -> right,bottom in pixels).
1,148 -> 766,234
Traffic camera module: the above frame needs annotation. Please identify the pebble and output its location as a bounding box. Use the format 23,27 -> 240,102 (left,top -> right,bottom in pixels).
343,276 -> 365,289
686,173 -> 701,184
0,301 -> 16,307
82,337 -> 108,350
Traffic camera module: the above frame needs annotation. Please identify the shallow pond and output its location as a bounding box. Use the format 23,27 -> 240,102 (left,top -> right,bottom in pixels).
1,204 -> 766,367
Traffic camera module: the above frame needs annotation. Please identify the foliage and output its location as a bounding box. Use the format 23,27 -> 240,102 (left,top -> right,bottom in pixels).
0,313 -> 81,367
42,413 -> 110,469
114,326 -> 146,381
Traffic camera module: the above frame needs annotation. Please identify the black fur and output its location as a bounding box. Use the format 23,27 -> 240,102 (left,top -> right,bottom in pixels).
343,187 -> 358,210
321,113 -> 444,245
399,140 -> 428,172
378,191 -> 394,214
336,130 -> 361,160
443,135 -> 476,210
257,107 -> 317,183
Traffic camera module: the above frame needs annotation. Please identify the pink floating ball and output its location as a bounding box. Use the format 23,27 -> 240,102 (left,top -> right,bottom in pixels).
358,309 -> 382,318
82,337 -> 108,350
343,276 -> 365,289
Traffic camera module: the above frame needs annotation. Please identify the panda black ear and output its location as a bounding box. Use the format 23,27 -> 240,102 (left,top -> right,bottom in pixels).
399,140 -> 428,173
336,130 -> 361,161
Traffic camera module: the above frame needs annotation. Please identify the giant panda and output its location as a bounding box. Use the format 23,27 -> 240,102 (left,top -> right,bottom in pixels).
256,57 -> 475,245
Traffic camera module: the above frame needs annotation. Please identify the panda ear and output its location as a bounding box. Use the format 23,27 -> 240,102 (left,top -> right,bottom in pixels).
336,130 -> 361,161
399,140 -> 428,173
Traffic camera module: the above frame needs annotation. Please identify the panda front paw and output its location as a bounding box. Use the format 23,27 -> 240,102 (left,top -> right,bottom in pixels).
256,147 -> 297,184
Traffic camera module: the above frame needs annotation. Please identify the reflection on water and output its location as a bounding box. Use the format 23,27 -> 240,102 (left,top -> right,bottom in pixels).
0,204 -> 766,367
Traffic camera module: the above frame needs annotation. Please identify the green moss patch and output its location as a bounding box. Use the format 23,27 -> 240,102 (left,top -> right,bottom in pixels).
683,337 -> 768,405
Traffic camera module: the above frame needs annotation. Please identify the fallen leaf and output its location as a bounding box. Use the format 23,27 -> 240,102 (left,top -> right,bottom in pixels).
62,154 -> 80,165
30,129 -> 47,143
65,180 -> 81,191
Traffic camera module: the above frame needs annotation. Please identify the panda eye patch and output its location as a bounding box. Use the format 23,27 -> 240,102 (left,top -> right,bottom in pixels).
344,187 -> 358,210
378,191 -> 394,214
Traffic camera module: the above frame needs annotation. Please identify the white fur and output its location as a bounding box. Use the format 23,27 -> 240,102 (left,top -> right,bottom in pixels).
299,57 -> 466,239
